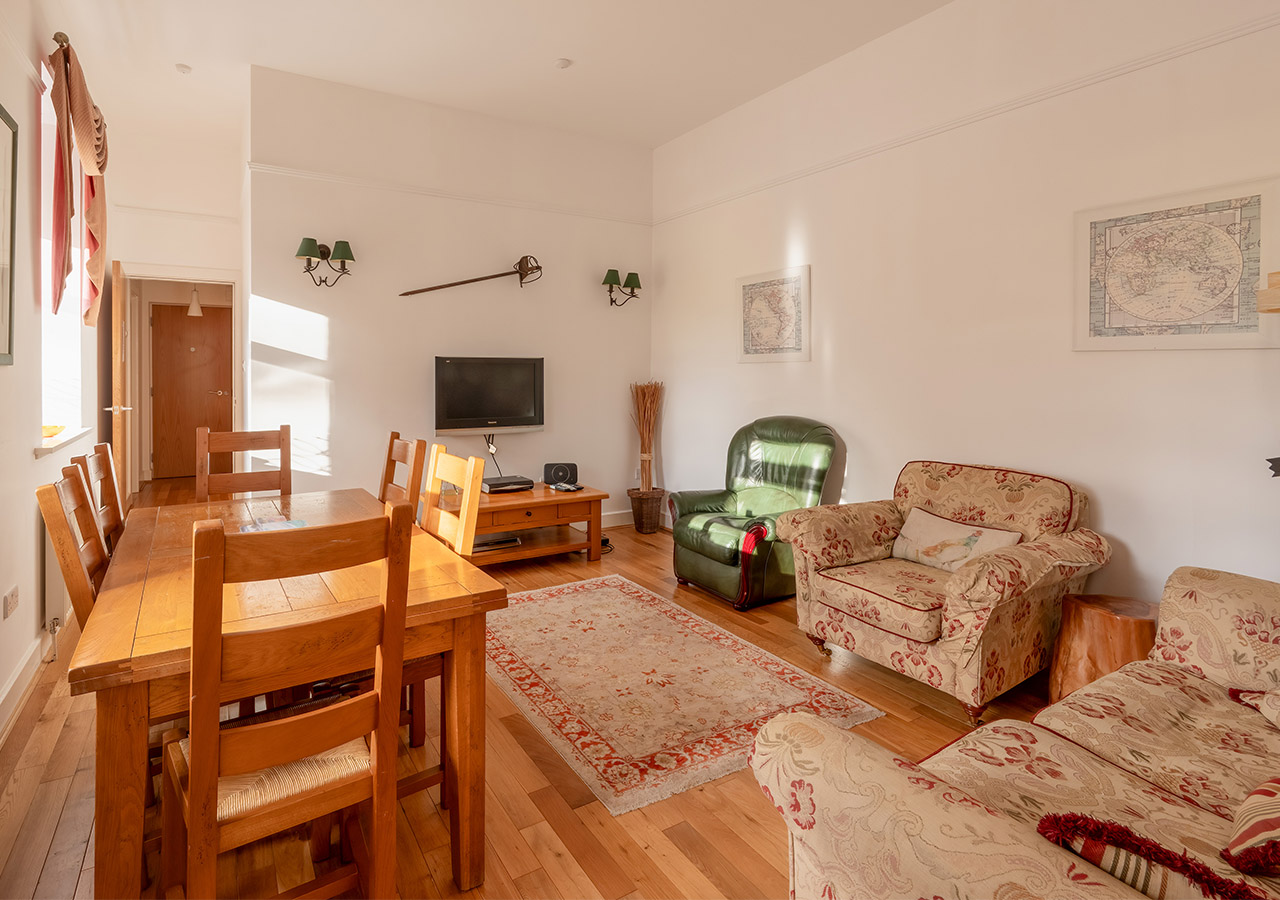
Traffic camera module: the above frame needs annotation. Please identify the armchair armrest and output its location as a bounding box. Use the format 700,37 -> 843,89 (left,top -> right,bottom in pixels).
775,500 -> 902,568
668,489 -> 735,520
751,712 -> 1139,900
942,528 -> 1112,652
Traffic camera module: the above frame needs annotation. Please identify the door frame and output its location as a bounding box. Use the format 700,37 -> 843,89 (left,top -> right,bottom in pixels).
117,262 -> 244,493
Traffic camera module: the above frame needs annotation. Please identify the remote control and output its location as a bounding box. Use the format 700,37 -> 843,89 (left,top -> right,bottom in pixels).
550,482 -> 583,492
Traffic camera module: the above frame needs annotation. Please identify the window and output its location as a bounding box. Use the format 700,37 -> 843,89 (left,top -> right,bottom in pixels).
39,64 -> 93,439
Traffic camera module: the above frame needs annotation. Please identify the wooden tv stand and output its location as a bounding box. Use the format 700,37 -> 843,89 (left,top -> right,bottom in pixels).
455,483 -> 609,565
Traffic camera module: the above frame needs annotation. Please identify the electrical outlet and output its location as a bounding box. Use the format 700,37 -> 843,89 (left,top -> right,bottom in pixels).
2,586 -> 17,620
634,467 -> 641,480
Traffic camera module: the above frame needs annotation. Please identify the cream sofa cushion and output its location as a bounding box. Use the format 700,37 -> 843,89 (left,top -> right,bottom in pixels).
891,507 -> 1021,572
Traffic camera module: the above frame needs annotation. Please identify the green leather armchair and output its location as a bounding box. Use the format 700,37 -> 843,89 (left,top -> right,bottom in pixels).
668,416 -> 837,610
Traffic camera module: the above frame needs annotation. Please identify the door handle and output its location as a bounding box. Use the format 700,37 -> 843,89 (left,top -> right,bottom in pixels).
103,405 -> 134,413
207,390 -> 228,396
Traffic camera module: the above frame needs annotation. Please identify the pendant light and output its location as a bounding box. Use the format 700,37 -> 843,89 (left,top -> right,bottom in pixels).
187,285 -> 203,317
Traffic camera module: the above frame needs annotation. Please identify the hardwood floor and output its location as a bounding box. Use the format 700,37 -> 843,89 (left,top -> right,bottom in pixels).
0,478 -> 1050,899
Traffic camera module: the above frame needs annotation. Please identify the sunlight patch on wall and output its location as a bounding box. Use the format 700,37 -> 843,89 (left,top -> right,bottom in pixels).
786,225 -> 809,270
252,295 -> 329,361
250,294 -> 332,478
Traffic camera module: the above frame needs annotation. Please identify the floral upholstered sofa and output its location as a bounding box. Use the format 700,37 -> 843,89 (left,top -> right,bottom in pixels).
777,460 -> 1111,723
752,566 -> 1280,900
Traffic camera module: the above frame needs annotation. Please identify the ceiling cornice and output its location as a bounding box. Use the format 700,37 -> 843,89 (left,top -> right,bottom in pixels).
247,161 -> 652,228
655,10 -> 1280,226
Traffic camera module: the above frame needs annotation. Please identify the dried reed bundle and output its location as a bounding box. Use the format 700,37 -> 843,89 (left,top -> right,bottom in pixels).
630,380 -> 664,491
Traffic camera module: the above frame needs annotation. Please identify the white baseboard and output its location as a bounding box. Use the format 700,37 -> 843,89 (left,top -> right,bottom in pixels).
602,508 -> 634,528
0,638 -> 47,750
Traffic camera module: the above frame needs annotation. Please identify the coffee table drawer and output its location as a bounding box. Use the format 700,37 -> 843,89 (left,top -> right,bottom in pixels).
556,501 -> 592,519
493,506 -> 558,527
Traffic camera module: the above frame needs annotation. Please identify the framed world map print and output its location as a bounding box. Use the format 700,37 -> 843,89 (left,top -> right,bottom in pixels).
1074,179 -> 1280,350
737,265 -> 810,363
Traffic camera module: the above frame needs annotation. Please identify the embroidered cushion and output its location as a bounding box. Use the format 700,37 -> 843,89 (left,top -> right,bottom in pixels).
890,507 -> 1021,573
1039,814 -> 1267,900
1223,778 -> 1280,877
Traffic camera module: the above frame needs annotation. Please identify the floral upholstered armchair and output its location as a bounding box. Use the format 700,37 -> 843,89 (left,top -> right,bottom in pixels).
776,461 -> 1111,723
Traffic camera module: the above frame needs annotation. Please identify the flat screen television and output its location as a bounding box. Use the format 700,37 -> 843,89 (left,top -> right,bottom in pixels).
435,356 -> 544,434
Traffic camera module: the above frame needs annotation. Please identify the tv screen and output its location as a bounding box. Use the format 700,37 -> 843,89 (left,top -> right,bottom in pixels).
435,357 -> 544,433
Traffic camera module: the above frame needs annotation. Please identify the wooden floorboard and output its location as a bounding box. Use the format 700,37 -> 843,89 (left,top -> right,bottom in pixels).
0,476 -> 1051,898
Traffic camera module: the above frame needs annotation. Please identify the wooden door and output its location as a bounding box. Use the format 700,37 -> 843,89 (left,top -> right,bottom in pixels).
109,261 -> 131,504
151,304 -> 233,478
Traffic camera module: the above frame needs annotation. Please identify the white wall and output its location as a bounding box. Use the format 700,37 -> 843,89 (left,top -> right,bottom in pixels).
651,0 -> 1280,599
248,69 -> 652,518
0,3 -> 101,732
105,81 -> 243,272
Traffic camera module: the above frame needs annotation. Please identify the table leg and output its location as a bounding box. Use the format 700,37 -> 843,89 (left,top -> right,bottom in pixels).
443,614 -> 485,890
587,499 -> 602,561
95,682 -> 149,899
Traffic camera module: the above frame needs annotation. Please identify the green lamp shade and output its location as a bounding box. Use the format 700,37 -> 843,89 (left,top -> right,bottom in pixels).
602,269 -> 621,286
622,272 -> 642,291
295,237 -> 321,260
329,240 -> 355,262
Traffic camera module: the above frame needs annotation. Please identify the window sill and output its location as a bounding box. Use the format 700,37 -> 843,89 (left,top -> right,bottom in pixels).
33,426 -> 93,458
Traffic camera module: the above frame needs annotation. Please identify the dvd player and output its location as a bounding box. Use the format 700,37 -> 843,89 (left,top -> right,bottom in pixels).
481,475 -> 534,493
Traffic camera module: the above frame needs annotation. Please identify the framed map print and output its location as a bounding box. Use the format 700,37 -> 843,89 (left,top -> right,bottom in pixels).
737,265 -> 810,363
1074,179 -> 1280,350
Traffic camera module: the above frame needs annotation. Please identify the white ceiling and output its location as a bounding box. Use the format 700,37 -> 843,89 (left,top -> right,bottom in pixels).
46,0 -> 950,147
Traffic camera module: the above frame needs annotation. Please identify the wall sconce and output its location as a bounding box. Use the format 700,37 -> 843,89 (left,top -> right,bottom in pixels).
296,238 -> 355,287
603,269 -> 641,306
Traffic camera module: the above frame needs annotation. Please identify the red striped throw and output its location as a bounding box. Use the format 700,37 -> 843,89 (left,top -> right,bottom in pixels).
1223,778 -> 1280,877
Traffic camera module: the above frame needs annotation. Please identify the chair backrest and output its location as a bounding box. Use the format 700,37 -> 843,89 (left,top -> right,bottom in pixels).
378,431 -> 428,504
186,500 -> 411,891
891,460 -> 1087,541
36,466 -> 110,630
195,425 -> 291,502
725,416 -> 837,511
419,444 -> 484,555
72,442 -> 126,552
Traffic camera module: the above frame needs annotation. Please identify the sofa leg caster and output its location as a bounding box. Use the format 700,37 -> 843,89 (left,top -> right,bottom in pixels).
806,634 -> 832,656
961,702 -> 987,727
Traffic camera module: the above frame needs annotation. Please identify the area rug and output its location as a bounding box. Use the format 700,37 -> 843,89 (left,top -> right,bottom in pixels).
485,575 -> 882,814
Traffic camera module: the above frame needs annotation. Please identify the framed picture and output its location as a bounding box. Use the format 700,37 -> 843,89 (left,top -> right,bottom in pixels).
737,265 -> 810,363
0,100 -> 14,365
1074,178 -> 1280,350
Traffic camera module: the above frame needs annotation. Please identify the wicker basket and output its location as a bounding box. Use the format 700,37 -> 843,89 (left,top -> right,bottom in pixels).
627,488 -> 666,534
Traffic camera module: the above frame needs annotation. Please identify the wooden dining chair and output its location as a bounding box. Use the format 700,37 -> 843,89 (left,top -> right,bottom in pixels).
195,425 -> 291,502
36,465 -> 110,630
420,443 -> 485,555
404,444 -> 485,751
378,431 -> 428,504
72,442 -> 127,553
160,499 -> 413,900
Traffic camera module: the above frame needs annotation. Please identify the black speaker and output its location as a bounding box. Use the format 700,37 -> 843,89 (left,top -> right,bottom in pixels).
543,462 -> 578,485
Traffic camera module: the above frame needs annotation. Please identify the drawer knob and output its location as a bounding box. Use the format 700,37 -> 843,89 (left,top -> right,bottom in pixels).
525,510 -> 532,517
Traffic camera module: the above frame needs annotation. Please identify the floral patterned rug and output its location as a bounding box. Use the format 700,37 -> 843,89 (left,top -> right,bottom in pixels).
485,575 -> 882,814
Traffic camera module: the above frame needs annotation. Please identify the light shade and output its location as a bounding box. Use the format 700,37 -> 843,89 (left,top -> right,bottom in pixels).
602,269 -> 621,286
329,240 -> 355,263
295,237 -> 321,260
187,287 -> 203,318
622,272 -> 641,291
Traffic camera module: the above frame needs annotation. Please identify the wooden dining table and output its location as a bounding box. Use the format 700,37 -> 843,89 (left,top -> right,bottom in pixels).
67,488 -> 508,898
